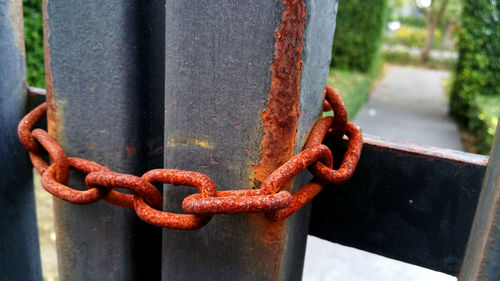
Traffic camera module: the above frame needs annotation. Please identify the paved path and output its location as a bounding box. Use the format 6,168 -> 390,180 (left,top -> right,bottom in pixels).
303,65 -> 463,281
353,65 -> 463,150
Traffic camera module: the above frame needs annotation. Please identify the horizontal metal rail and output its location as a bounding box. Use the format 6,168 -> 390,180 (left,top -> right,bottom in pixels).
310,133 -> 488,276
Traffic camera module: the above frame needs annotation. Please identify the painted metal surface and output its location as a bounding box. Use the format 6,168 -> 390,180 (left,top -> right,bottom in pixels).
309,134 -> 488,276
459,122 -> 500,281
43,0 -> 164,279
0,0 -> 42,279
162,1 -> 338,280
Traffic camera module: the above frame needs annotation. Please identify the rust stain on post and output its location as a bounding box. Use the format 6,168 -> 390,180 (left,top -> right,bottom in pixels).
252,0 -> 306,279
254,0 -> 306,187
42,0 -> 60,139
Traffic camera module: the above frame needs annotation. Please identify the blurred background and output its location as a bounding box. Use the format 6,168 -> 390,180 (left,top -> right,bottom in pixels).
22,0 -> 499,280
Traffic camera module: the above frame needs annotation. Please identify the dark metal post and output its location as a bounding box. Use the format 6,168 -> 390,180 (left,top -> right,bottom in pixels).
162,1 -> 338,280
459,121 -> 500,281
43,0 -> 164,279
0,1 -> 42,280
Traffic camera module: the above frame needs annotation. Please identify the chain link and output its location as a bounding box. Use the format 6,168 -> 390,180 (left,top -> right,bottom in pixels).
17,85 -> 363,230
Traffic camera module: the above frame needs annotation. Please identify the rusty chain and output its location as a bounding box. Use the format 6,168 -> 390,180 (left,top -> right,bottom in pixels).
18,85 -> 363,230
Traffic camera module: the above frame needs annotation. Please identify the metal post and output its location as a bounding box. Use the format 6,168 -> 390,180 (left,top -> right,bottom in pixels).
162,1 -> 338,280
43,0 -> 164,279
459,121 -> 500,281
0,1 -> 42,280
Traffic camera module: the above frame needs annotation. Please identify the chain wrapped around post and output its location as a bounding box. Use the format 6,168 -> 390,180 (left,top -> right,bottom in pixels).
17,85 -> 362,230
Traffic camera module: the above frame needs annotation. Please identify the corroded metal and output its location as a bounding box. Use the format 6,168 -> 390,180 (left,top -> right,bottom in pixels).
324,85 -> 347,141
162,1 -> 338,280
18,94 -> 357,227
307,121 -> 363,185
134,169 -> 218,230
18,102 -> 47,153
42,159 -> 108,204
86,171 -> 163,210
183,189 -> 293,215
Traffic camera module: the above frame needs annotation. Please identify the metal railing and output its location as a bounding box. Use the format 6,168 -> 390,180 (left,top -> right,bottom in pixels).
1,1 -> 499,280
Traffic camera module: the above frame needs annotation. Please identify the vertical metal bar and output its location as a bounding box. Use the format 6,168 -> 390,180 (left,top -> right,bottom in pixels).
43,0 -> 164,279
162,1 -> 338,280
0,0 -> 42,280
459,121 -> 500,281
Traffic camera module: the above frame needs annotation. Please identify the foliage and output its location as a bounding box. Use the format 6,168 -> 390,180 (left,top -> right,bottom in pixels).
401,16 -> 426,28
439,0 -> 463,27
473,95 -> 500,153
381,49 -> 455,69
385,26 -> 442,48
23,0 -> 45,88
326,54 -> 385,119
450,0 -> 500,154
331,0 -> 388,72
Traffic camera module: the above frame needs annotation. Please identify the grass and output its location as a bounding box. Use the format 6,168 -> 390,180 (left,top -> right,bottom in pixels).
327,54 -> 385,119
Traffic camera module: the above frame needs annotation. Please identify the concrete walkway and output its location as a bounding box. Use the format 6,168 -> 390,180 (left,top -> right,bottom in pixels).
303,65 -> 463,281
353,65 -> 463,150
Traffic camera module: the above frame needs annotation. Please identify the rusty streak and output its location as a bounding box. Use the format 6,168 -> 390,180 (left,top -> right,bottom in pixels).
254,0 -> 306,185
251,0 -> 307,279
42,0 -> 59,139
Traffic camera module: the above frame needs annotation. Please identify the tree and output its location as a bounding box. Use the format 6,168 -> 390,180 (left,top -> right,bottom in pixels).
419,0 -> 450,61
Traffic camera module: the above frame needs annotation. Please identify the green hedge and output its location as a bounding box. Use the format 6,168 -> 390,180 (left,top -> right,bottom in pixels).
400,16 -> 426,28
23,0 -> 45,88
450,0 -> 500,154
331,0 -> 388,72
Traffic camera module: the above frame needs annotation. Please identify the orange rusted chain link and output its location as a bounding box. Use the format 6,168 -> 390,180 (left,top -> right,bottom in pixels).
182,144 -> 333,215
324,85 -> 348,142
305,119 -> 363,185
135,169 -> 218,230
31,129 -> 69,184
266,118 -> 363,221
86,171 -> 163,210
17,85 -> 362,230
42,157 -> 110,204
182,189 -> 292,215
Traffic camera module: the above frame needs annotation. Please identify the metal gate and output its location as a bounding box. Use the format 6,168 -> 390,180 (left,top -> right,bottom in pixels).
1,1 -> 499,280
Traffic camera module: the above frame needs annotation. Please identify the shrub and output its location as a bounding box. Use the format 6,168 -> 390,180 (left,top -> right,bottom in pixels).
331,0 -> 388,72
381,49 -> 455,70
23,0 -> 45,87
388,26 -> 425,47
401,16 -> 426,28
450,0 -> 500,154
385,26 -> 442,48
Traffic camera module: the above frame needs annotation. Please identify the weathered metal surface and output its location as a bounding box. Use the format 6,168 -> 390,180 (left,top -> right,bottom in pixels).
0,0 -> 42,279
309,134 -> 488,275
324,85 -> 347,142
267,111 -> 363,221
43,157 -> 110,204
19,92 -> 356,230
43,0 -> 164,279
306,120 -> 363,185
162,0 -> 338,280
459,122 -> 500,281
